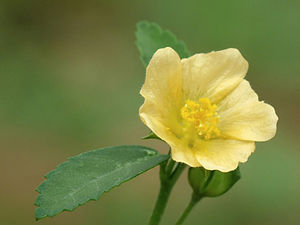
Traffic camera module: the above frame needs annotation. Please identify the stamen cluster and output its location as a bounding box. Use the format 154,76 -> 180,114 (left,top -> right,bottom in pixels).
181,98 -> 220,140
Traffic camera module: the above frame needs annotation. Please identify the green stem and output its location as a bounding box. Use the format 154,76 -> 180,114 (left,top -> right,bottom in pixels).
148,181 -> 172,225
148,162 -> 186,225
175,193 -> 202,225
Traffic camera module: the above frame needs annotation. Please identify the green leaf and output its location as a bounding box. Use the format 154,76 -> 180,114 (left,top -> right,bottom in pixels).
188,167 -> 241,197
35,145 -> 169,220
136,21 -> 191,67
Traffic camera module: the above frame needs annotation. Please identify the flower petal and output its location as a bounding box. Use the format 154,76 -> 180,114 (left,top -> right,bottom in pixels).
170,140 -> 202,167
139,99 -> 173,141
140,47 -> 183,136
181,48 -> 248,103
140,47 -> 182,114
140,100 -> 199,165
194,139 -> 255,172
218,80 -> 278,142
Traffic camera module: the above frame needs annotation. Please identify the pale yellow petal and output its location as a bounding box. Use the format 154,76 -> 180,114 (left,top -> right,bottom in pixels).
139,99 -> 172,141
140,100 -> 198,165
139,47 -> 184,136
140,47 -> 182,114
218,80 -> 278,142
194,139 -> 255,172
170,140 -> 202,167
181,48 -> 248,103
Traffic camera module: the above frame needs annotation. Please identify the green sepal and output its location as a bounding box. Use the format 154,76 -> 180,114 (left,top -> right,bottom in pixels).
136,21 -> 191,67
188,167 -> 213,192
142,132 -> 161,140
188,167 -> 241,197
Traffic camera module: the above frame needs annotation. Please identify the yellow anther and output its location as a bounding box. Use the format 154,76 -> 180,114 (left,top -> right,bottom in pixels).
180,98 -> 220,140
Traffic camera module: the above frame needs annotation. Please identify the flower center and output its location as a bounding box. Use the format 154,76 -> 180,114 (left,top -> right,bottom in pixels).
180,98 -> 220,140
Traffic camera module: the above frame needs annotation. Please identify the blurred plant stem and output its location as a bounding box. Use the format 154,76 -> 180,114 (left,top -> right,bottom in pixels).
148,158 -> 186,225
175,192 -> 202,225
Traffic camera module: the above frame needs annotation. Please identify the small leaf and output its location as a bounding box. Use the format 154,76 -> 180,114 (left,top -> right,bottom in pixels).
188,167 -> 241,197
35,145 -> 169,220
136,21 -> 191,67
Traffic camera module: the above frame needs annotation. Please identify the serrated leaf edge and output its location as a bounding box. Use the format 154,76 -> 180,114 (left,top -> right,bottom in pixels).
135,20 -> 191,67
34,145 -> 169,220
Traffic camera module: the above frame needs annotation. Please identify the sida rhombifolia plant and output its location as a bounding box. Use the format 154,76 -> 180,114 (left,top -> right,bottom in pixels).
34,21 -> 278,225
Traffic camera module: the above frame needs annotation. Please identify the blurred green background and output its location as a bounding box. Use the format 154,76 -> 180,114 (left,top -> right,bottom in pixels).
1,0 -> 299,224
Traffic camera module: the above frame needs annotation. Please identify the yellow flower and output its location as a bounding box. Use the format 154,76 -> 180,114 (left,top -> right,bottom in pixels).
139,47 -> 278,172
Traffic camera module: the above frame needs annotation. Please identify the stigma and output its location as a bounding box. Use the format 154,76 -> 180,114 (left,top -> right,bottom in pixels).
180,98 -> 220,140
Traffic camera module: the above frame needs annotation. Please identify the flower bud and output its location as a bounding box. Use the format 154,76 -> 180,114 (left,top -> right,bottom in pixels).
188,167 -> 241,197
